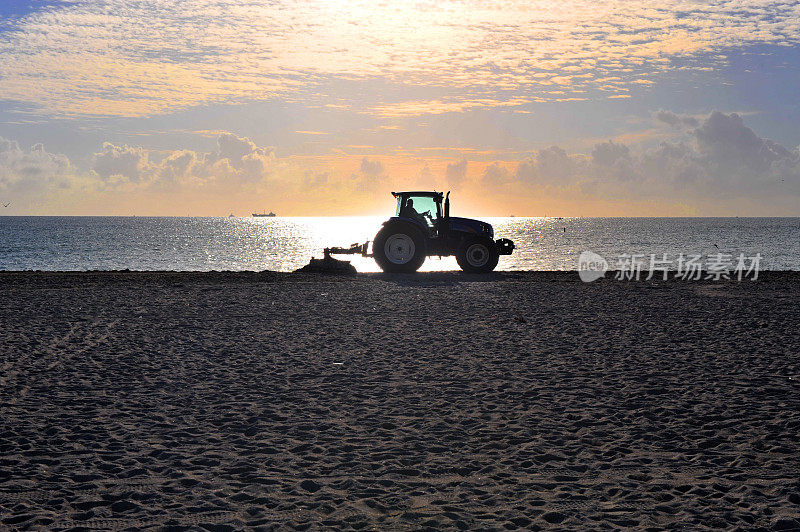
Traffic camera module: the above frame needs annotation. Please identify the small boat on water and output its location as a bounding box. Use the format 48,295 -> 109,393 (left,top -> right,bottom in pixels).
252,211 -> 276,217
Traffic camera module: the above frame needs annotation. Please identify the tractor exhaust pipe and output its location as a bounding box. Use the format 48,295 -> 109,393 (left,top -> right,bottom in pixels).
444,191 -> 450,219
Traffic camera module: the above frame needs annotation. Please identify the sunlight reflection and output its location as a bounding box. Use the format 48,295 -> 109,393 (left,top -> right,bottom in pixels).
1,216 -> 797,272
231,216 -> 534,272
187,215 -> 593,272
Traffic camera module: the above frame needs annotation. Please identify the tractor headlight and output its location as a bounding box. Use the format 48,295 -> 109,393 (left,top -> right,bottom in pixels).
482,223 -> 494,237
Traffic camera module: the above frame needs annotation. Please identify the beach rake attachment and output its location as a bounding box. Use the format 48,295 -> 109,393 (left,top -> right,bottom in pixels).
323,242 -> 371,260
293,241 -> 370,273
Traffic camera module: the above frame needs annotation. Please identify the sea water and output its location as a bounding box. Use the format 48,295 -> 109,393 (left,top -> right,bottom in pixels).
1,216 -> 798,272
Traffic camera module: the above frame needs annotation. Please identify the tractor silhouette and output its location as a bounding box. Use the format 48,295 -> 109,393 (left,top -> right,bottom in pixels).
326,191 -> 514,273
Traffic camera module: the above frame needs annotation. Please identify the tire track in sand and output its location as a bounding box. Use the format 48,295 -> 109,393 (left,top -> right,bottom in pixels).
1,319 -> 120,406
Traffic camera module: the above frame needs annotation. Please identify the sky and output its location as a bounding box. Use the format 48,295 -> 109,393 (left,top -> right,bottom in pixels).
0,0 -> 799,216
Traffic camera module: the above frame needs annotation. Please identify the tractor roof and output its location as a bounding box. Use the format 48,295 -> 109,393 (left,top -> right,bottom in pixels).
391,191 -> 444,199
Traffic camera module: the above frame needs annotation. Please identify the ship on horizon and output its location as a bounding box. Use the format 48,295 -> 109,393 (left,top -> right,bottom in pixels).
252,210 -> 276,217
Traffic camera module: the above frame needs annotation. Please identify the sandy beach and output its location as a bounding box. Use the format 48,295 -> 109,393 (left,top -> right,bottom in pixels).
1,271 -> 799,530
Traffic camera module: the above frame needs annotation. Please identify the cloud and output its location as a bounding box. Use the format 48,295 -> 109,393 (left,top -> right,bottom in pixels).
591,141 -> 630,166
359,157 -> 384,179
4,112 -> 797,215
90,132 -> 275,187
482,162 -> 512,186
695,111 -> 793,170
515,146 -> 578,186
306,171 -> 329,187
500,111 -> 800,199
654,110 -> 700,129
446,158 -> 467,185
203,133 -> 276,183
368,98 -> 530,118
91,143 -> 148,181
157,150 -> 196,182
0,137 -> 73,192
352,156 -> 388,192
216,133 -> 259,163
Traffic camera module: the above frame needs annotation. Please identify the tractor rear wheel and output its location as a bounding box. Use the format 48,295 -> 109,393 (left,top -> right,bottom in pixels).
456,237 -> 499,273
373,222 -> 426,273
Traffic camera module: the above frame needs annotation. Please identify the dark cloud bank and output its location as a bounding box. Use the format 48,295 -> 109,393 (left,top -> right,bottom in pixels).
486,111 -> 800,202
90,133 -> 275,187
1,112 -> 798,212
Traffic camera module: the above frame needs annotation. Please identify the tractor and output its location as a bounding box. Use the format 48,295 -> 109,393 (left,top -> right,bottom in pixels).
326,191 -> 515,273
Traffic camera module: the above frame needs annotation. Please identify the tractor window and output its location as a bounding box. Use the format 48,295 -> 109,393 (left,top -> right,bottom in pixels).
399,195 -> 439,227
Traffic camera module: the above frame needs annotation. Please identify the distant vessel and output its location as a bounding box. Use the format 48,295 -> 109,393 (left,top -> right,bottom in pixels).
228,213 -> 235,218
252,211 -> 276,217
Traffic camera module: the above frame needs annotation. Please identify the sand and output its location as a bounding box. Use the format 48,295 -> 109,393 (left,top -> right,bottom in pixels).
1,271 -> 799,530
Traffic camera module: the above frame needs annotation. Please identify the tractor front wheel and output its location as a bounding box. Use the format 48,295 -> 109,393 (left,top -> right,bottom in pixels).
373,223 -> 426,273
456,238 -> 499,273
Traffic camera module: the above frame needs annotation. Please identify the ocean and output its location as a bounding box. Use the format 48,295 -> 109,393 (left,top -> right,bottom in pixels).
1,216 -> 798,272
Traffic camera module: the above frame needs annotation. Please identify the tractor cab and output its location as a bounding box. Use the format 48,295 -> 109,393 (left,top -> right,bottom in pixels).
393,191 -> 445,235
